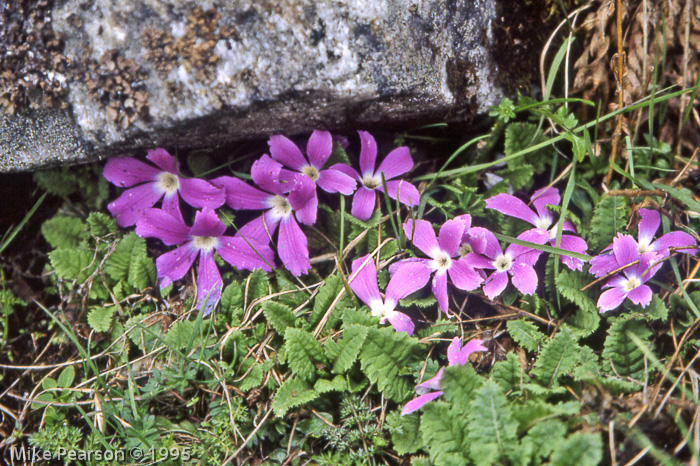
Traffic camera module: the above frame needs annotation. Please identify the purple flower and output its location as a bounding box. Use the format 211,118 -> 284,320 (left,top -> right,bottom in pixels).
463,228 -> 549,300
590,208 -> 697,278
597,235 -> 660,312
135,207 -> 274,314
268,130 -> 357,224
485,187 -> 588,271
401,337 -> 487,415
393,217 -> 483,314
104,148 -> 225,227
331,131 -> 421,221
212,155 -> 316,276
349,254 -> 431,335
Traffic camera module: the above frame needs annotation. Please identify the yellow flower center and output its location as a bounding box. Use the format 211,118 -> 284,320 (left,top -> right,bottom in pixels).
494,254 -> 512,272
301,165 -> 320,181
156,172 -> 180,195
269,195 -> 292,219
361,174 -> 381,190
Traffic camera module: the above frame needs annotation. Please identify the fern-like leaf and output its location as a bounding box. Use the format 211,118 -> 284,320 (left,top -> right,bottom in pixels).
263,301 -> 296,335
103,232 -> 147,282
466,380 -> 518,466
324,324 -> 368,374
42,216 -> 89,250
532,327 -> 579,388
506,320 -> 545,353
87,212 -> 117,237
420,402 -> 470,466
588,195 -> 629,251
491,352 -> 529,393
601,316 -> 652,380
440,364 -> 483,411
272,376 -> 318,417
550,432 -> 602,466
283,328 -> 325,381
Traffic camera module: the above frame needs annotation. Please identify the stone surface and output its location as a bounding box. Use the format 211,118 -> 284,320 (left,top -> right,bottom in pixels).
0,0 -> 507,172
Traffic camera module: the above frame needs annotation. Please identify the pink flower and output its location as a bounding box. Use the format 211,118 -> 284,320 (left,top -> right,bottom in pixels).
212,155 -> 317,276
485,187 -> 588,271
332,131 -> 420,221
135,207 -> 274,314
392,216 -> 483,314
268,130 -> 357,224
103,148 -> 225,227
401,337 -> 487,415
349,255 -> 431,335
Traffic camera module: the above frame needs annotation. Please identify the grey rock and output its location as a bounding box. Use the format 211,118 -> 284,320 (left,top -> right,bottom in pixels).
0,0 -> 505,172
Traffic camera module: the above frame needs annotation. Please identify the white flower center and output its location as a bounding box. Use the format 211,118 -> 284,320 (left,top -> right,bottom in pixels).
156,172 -> 180,195
624,277 -> 641,291
493,254 -> 512,272
430,251 -> 453,272
638,242 -> 651,254
301,165 -> 320,181
268,195 -> 292,219
458,243 -> 472,257
535,216 -> 552,230
192,236 -> 219,253
370,299 -> 396,319
361,173 -> 382,190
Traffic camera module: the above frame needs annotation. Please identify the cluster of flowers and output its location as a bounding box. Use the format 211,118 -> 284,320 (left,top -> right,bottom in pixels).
103,131 -> 420,313
103,130 -> 698,320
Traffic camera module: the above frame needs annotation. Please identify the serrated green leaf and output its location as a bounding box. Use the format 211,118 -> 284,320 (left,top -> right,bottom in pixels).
342,308 -> 379,327
492,352 -> 529,393
556,270 -> 600,335
467,380 -> 518,466
87,306 -> 115,333
495,164 -> 535,190
421,402 -> 470,466
440,364 -> 483,411
503,122 -> 551,173
128,255 -> 156,290
245,269 -> 270,306
239,363 -> 265,392
532,327 -> 579,388
511,399 -> 581,432
524,419 -> 567,463
314,375 -> 346,393
359,327 -> 424,401
506,319 -> 545,352
638,294 -> 668,322
589,195 -> 629,251
272,376 -> 318,417
164,320 -> 200,350
324,324 -> 368,374
387,410 -> 422,455
57,366 -> 75,388
275,274 -> 307,307
87,212 -> 117,237
284,328 -> 325,381
220,282 -> 244,324
49,248 -> 97,282
311,274 -> 349,327
263,301 -> 296,335
104,232 -> 147,282
602,316 -> 653,380
42,216 -> 89,250
550,432 -> 602,466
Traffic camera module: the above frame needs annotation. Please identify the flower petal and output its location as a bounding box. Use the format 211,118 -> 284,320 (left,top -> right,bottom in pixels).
237,212 -> 281,245
196,251 -> 223,315
403,219 -> 440,258
467,227 -> 502,259
376,146 -> 413,180
462,253 -> 494,270
388,257 -> 430,275
108,183 -> 163,227
431,272 -> 449,313
637,208 -> 660,248
317,168 -> 357,195
178,177 -> 226,209
351,187 -> 376,221
162,193 -> 184,223
589,251 -> 618,278
417,368 -> 445,391
135,207 -> 190,245
509,262 -> 538,295
358,130 -> 378,176
456,339 -> 488,364
651,231 -> 698,255
269,135 -> 307,171
447,338 -> 463,366
385,261 -> 431,303
551,235 -> 589,271
612,234 -> 640,267
350,255 -> 381,307
507,229 -> 549,264
401,391 -> 444,416
217,236 -> 275,272
448,258 -> 483,291
289,174 -> 318,225
597,286 -> 628,312
438,218 -> 468,257
380,180 -> 420,207
103,157 -> 161,187
387,311 -> 415,335
212,176 -> 270,210
146,148 -> 178,174
278,216 -> 311,276
155,243 -> 198,287
189,207 -> 226,237
485,193 -> 539,226
329,163 -> 360,180
251,155 -> 284,195
306,130 -> 333,169
626,285 -> 652,308
531,186 -> 560,219
483,271 -> 509,300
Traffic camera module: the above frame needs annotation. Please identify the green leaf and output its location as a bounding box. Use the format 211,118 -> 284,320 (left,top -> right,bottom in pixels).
313,375 -> 346,394
589,195 -> 629,251
87,306 -> 116,333
495,164 -> 535,190
272,376 -> 318,417
263,301 -> 296,335
491,352 -> 529,393
104,232 -> 147,282
245,269 -> 270,305
49,248 -> 97,282
220,282 -> 244,324
602,316 -> 653,380
57,366 -> 75,388
41,216 -> 89,250
359,327 -> 424,401
556,270 -> 600,335
164,320 -> 200,351
42,377 -> 57,391
507,320 -> 545,352
421,402 -> 470,466
440,364 -> 483,410
387,410 -> 422,455
503,122 -> 551,173
550,432 -> 602,466
310,274 -> 349,327
239,362 -> 265,392
524,419 -> 567,463
637,294 -> 668,322
283,328 -> 325,381
467,380 -> 518,466
532,327 -> 579,388
128,255 -> 156,290
87,212 -> 117,237
324,324 -> 368,374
